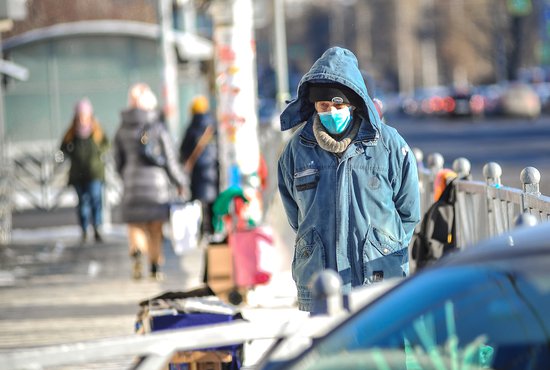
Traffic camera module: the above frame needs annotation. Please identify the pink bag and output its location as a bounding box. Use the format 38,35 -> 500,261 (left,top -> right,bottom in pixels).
228,226 -> 275,287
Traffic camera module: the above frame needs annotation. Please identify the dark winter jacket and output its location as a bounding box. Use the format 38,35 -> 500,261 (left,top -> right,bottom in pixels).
179,112 -> 219,203
113,108 -> 188,223
60,120 -> 109,185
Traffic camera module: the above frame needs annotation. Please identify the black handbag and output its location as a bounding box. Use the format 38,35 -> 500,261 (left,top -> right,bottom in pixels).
139,122 -> 167,167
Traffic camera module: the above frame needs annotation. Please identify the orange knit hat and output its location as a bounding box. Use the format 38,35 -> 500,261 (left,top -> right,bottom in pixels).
191,95 -> 209,114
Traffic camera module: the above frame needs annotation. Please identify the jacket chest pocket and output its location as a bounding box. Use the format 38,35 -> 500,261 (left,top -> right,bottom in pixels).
294,168 -> 319,192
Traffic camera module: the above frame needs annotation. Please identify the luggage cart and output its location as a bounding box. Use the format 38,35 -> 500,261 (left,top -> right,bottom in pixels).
209,188 -> 275,305
136,289 -> 244,370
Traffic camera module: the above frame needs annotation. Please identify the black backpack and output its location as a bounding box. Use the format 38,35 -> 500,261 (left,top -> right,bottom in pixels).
411,179 -> 457,271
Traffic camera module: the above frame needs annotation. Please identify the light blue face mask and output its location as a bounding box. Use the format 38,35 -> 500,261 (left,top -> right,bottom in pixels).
318,107 -> 352,134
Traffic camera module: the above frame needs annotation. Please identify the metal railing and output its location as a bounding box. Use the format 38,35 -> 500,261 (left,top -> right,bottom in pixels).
414,149 -> 550,249
0,318 -> 289,370
10,150 -> 72,211
0,146 -> 123,244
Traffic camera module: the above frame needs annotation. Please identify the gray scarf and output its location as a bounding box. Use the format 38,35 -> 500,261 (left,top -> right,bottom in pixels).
313,114 -> 360,154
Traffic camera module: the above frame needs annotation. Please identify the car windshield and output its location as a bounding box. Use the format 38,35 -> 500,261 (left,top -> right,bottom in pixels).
286,253 -> 550,370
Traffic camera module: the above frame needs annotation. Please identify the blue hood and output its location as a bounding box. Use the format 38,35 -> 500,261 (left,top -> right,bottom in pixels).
280,47 -> 382,132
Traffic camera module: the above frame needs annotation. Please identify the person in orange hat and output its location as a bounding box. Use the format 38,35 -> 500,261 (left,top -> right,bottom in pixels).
180,95 -> 219,238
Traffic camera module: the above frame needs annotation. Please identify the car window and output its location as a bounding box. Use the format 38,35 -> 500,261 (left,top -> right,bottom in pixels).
287,255 -> 550,370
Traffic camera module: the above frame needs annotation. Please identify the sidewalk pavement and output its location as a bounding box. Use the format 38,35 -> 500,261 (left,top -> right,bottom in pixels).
0,199 -> 300,369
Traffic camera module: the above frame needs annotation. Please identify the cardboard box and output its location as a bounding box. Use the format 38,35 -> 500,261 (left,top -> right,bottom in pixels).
206,243 -> 234,302
197,362 -> 222,370
171,350 -> 232,370
172,350 -> 232,363
168,361 -> 223,370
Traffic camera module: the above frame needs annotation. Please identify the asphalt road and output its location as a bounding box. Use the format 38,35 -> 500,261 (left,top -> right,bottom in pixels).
388,114 -> 550,195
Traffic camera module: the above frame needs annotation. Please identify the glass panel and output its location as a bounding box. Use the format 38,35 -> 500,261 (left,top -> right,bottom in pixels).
4,36 -> 163,143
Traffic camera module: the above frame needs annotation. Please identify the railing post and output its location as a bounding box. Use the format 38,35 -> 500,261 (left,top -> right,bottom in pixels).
520,167 -> 541,196
452,157 -> 471,180
520,166 -> 541,213
483,162 -> 502,237
451,157 -> 471,248
412,147 -> 424,169
427,152 -> 444,175
483,162 -> 502,188
310,269 -> 345,316
426,152 -> 444,205
514,212 -> 538,228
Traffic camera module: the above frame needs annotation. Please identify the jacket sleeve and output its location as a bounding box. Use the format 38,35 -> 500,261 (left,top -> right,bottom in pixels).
99,135 -> 110,154
277,151 -> 299,232
112,130 -> 125,175
59,141 -> 68,155
393,143 -> 421,246
179,127 -> 195,163
59,132 -> 70,155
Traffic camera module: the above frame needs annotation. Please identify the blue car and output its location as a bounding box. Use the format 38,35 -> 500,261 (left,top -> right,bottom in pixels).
260,221 -> 550,370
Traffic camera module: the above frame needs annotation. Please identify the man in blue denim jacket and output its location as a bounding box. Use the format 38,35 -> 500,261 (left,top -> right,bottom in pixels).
278,47 -> 421,311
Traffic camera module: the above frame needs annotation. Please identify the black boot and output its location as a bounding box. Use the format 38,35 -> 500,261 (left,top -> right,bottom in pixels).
150,263 -> 164,281
93,226 -> 103,243
132,251 -> 142,280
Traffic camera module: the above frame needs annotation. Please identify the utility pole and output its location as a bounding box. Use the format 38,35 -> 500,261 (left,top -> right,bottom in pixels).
540,0 -> 550,66
420,0 -> 439,87
396,0 -> 415,95
493,0 -> 509,83
354,1 -> 372,67
158,0 -> 180,136
273,0 -> 290,113
210,0 -> 263,224
506,0 -> 532,80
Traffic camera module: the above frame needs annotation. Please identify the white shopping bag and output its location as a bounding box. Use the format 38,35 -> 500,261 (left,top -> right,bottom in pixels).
169,200 -> 203,255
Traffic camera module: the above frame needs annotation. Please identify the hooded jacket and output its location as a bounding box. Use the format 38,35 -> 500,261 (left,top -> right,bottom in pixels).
277,47 -> 421,311
113,108 -> 188,223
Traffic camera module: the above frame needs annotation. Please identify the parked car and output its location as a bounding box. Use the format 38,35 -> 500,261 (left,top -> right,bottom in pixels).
500,82 -> 541,119
260,220 -> 550,370
400,86 -> 450,117
531,82 -> 550,114
475,84 -> 506,117
445,87 -> 485,118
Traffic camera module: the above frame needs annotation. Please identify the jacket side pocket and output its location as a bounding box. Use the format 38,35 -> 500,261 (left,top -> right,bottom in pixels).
363,226 -> 406,284
292,228 -> 326,296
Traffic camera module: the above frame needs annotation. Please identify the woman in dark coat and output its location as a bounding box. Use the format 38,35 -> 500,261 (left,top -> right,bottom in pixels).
60,98 -> 109,243
179,95 -> 219,236
113,83 -> 188,280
